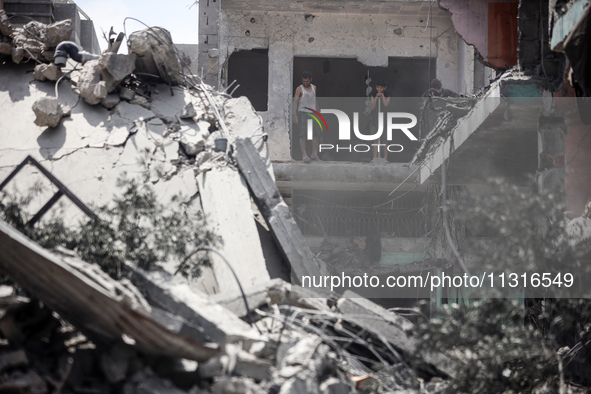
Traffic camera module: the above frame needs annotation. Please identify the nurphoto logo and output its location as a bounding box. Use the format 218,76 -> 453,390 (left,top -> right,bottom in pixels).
306,108 -> 418,154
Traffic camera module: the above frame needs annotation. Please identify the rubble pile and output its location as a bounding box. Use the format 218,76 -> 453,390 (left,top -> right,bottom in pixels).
0,245 -> 455,394
0,11 -> 72,64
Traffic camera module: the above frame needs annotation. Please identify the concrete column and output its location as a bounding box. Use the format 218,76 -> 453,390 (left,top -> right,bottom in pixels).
198,0 -> 221,88
266,43 -> 293,161
436,28 -> 460,93
458,39 -> 475,95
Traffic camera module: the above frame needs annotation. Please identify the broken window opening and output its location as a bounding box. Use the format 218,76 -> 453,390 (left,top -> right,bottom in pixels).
227,49 -> 269,111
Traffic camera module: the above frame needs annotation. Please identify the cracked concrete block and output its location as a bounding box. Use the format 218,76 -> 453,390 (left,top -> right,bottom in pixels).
11,47 -> 24,64
319,377 -> 351,394
180,123 -> 209,156
163,140 -> 180,162
32,97 -> 70,128
115,101 -> 155,121
33,63 -> 63,82
101,94 -> 120,109
0,10 -> 12,37
98,53 -> 136,92
106,126 -> 131,146
119,87 -> 136,101
44,19 -> 73,47
212,376 -> 265,394
195,150 -> 211,166
79,60 -> 107,105
131,95 -> 151,109
280,374 -> 320,394
128,27 -> 184,86
180,102 -> 197,119
0,43 -> 11,55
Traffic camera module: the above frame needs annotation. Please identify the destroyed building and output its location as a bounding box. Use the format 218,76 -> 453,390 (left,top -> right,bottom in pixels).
199,0 -> 591,307
0,0 -> 590,392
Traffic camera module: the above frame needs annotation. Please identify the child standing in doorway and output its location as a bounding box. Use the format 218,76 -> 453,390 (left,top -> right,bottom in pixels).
370,80 -> 391,163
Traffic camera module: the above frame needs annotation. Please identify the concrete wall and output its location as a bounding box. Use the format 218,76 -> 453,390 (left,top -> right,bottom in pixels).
198,0 -> 221,87
212,10 -> 463,161
440,0 -> 518,67
53,3 -> 80,45
176,44 -> 200,76
80,19 -> 101,54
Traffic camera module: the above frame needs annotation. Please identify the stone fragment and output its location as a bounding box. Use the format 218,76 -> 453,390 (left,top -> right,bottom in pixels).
0,42 -> 11,55
131,95 -> 151,109
78,59 -> 107,105
32,97 -> 70,127
78,54 -> 135,105
180,124 -> 209,156
33,63 -> 63,81
195,150 -> 211,166
282,336 -> 330,378
128,27 -> 184,85
212,376 -> 265,394
120,87 -> 136,101
98,53 -> 136,92
279,374 -> 320,394
0,10 -> 12,37
180,102 -> 197,119
198,344 -> 272,382
101,94 -> 120,109
44,19 -> 73,47
319,377 -> 351,394
11,47 -> 24,64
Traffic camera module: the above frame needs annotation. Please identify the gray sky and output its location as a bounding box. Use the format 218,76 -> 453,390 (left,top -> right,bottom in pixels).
74,0 -> 198,50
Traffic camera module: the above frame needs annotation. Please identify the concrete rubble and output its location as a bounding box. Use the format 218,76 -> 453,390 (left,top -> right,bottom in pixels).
32,96 -> 70,128
128,27 -> 185,86
0,222 -> 458,392
0,17 -> 461,393
4,15 -> 73,64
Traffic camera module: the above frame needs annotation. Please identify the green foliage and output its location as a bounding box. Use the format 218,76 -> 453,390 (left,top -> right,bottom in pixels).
0,176 -> 220,280
416,179 -> 591,391
418,299 -> 559,393
459,180 -> 578,285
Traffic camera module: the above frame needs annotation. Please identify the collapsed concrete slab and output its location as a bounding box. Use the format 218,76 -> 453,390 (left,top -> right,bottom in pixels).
0,219 -> 220,361
130,267 -> 264,346
235,138 -> 321,283
197,165 -> 272,293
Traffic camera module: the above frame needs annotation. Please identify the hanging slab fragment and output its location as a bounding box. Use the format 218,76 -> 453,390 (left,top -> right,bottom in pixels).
0,219 -> 219,361
235,138 -> 321,284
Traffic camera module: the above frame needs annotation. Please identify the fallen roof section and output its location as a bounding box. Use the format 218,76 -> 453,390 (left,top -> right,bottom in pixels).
0,219 -> 220,361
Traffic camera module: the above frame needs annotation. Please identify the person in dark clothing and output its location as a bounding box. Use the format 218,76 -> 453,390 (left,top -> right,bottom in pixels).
422,78 -> 459,98
370,80 -> 391,162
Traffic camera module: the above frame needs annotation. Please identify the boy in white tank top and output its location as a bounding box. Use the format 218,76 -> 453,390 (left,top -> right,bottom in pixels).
293,71 -> 321,162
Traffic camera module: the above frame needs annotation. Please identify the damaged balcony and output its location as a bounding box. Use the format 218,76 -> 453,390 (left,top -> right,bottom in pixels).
414,74 -> 542,188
